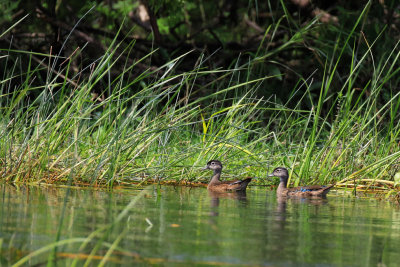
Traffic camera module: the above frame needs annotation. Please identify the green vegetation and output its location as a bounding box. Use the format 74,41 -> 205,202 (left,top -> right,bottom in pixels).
0,1 -> 399,194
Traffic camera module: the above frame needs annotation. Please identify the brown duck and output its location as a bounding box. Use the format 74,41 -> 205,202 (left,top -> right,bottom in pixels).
269,167 -> 334,197
203,160 -> 252,192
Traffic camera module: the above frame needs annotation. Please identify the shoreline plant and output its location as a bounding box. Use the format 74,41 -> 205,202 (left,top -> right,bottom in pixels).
0,1 -> 399,196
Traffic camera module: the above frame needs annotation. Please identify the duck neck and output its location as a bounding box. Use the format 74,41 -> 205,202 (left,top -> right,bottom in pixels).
277,176 -> 288,194
209,169 -> 222,184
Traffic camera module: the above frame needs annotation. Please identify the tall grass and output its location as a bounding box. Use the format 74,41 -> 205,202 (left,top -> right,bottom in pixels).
1,2 -> 400,195
0,40 -> 272,185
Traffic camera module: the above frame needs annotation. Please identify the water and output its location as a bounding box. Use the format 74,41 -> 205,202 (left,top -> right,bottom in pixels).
1,184 -> 400,266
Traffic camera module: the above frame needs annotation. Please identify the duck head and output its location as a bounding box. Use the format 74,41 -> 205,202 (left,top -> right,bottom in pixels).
203,160 -> 223,172
268,167 -> 289,181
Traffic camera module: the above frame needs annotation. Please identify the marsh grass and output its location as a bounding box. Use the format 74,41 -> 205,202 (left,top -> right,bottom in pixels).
1,2 -> 400,197
0,42 -> 272,186
2,2 -> 400,266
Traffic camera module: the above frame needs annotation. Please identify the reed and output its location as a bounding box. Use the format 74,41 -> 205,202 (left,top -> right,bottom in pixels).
0,2 -> 399,196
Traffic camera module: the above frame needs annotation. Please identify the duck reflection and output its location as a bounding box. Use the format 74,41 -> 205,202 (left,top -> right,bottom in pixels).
275,195 -> 287,227
208,190 -> 248,217
274,194 -> 330,230
268,193 -> 332,260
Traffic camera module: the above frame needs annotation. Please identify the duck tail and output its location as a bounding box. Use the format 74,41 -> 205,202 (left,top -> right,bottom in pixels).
314,184 -> 335,196
241,177 -> 252,189
231,177 -> 252,191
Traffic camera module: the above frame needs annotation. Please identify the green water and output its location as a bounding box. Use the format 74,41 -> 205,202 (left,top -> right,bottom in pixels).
1,184 -> 400,266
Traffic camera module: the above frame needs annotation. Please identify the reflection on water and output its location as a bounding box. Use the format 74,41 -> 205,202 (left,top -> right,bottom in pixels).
1,184 -> 400,266
275,195 -> 287,228
208,190 -> 248,217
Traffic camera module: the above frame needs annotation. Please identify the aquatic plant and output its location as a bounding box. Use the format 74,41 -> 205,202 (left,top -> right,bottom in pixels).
0,1 -> 399,197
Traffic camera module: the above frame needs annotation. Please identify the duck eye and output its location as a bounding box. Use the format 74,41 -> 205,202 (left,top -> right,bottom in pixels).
211,162 -> 215,165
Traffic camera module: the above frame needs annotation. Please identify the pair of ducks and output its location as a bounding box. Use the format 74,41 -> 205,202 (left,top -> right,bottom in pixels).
203,160 -> 333,197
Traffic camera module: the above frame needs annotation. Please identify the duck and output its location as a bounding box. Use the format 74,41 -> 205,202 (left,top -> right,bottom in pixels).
203,160 -> 252,192
269,167 -> 334,197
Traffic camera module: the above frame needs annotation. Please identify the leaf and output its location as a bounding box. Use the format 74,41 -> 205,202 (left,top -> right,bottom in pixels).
394,172 -> 400,187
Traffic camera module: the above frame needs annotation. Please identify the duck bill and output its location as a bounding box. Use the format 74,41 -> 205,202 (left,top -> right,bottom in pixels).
202,166 -> 209,170
268,173 -> 275,177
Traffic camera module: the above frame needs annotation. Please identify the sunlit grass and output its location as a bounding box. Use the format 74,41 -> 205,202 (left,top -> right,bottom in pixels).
0,2 -> 399,198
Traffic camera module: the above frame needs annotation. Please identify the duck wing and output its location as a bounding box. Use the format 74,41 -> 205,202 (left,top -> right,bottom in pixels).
288,184 -> 334,197
290,184 -> 333,192
228,178 -> 248,185
208,178 -> 252,192
227,177 -> 252,191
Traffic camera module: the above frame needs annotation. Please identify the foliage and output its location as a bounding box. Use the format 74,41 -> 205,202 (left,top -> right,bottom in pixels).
0,1 -> 399,194
0,1 -> 399,101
